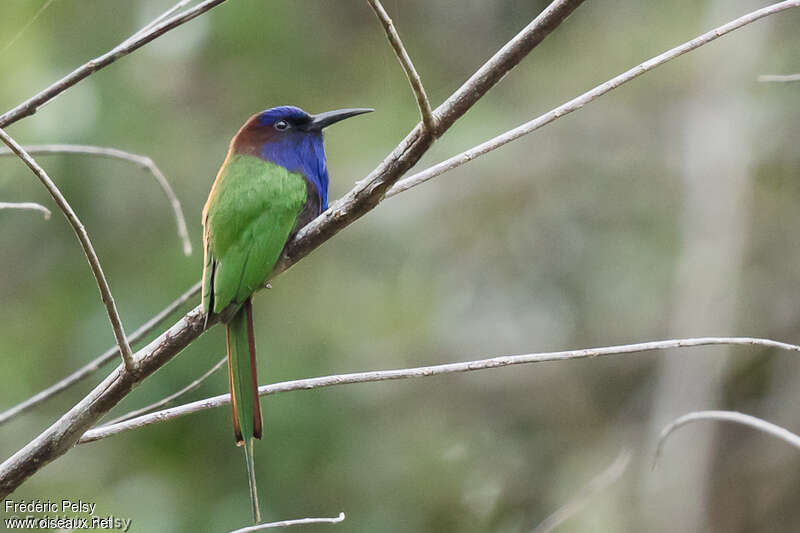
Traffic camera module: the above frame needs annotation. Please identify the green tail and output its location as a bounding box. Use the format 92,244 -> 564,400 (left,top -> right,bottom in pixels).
226,298 -> 263,524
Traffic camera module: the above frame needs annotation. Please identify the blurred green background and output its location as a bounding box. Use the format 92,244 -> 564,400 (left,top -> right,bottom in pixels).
1,1 -> 799,531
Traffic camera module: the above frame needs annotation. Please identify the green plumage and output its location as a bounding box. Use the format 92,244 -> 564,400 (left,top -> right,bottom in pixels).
202,153 -> 308,525
202,105 -> 371,526
203,154 -> 308,314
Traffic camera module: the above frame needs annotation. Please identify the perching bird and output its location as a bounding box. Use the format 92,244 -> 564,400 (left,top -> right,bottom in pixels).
201,105 -> 372,523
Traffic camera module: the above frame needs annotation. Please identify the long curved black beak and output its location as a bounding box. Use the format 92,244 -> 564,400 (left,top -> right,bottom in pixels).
307,108 -> 373,131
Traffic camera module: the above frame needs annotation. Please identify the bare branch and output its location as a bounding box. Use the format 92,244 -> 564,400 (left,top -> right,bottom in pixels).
0,282 -> 200,426
103,355 -> 225,426
0,144 -> 192,255
0,0 -> 230,128
757,73 -> 800,82
530,451 -> 631,533
654,410 -> 800,467
0,201 -> 51,219
275,0 -> 585,273
367,0 -> 436,134
387,0 -> 800,197
78,337 -> 800,444
229,512 -> 345,532
0,0 -> 642,496
0,129 -> 135,372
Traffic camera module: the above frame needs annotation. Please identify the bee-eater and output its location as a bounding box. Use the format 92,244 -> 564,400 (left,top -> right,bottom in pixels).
201,105 -> 372,523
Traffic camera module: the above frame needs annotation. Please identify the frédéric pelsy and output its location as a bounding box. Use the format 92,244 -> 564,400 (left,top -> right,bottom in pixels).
4,499 -> 97,514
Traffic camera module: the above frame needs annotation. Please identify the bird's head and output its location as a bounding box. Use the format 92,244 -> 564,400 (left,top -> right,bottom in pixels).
232,105 -> 372,157
231,105 -> 372,210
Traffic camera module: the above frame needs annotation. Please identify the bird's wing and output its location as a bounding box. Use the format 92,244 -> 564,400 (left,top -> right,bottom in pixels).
203,154 -> 308,313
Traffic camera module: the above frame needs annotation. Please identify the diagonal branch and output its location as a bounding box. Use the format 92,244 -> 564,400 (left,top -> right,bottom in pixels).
0,0 -> 586,496
0,0 -> 230,128
79,337 -> 800,444
367,0 -> 437,134
0,201 -> 51,219
0,128 -> 135,372
654,410 -> 800,467
387,0 -> 800,197
0,282 -> 200,426
0,144 -> 193,255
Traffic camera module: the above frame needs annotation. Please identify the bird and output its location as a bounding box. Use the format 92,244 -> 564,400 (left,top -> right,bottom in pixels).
201,105 -> 372,523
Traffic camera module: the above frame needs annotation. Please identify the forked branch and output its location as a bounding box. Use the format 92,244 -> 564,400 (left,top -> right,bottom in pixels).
367,0 -> 437,134
0,0 -> 587,496
0,129 -> 136,372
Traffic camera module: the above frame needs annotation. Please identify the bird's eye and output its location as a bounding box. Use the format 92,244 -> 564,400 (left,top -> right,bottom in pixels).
274,120 -> 289,131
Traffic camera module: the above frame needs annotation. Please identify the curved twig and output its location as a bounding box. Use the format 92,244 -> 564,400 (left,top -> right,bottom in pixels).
654,410 -> 800,468
0,144 -> 192,255
229,512 -> 345,532
531,451 -> 631,533
0,201 -> 51,219
367,0 -> 436,134
0,129 -> 135,372
78,337 -> 800,444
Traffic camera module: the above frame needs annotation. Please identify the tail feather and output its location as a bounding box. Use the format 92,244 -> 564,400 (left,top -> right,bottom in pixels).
226,297 -> 262,523
243,438 -> 261,524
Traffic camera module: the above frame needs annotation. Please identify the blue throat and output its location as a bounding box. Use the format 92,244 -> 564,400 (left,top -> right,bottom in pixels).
260,133 -> 329,210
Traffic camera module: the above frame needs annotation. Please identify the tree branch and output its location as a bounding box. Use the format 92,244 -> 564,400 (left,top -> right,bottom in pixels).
387,0 -> 800,197
0,201 -> 51,219
0,129 -> 136,372
0,282 -> 200,426
0,0 -> 585,496
0,0 -> 230,128
229,512 -> 345,532
654,410 -> 800,467
103,355 -> 226,426
367,0 -> 437,134
78,337 -> 800,444
0,144 -> 192,255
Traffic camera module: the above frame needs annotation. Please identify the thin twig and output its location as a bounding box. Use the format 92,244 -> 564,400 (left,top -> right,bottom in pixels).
103,356 -> 226,426
531,451 -> 631,533
387,0 -> 800,197
0,201 -> 51,219
0,144 -> 192,255
0,129 -> 136,372
0,282 -> 200,426
757,73 -> 800,82
0,0 -> 229,128
0,0 -> 58,57
123,0 -> 196,46
367,0 -> 436,134
78,337 -> 800,443
229,512 -> 345,533
654,410 -> 800,468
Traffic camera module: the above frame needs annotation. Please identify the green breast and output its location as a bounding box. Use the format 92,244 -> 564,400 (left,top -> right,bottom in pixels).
205,154 -> 308,312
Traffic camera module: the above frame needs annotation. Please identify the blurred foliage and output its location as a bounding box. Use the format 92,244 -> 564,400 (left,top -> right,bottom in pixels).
1,1 -> 799,532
